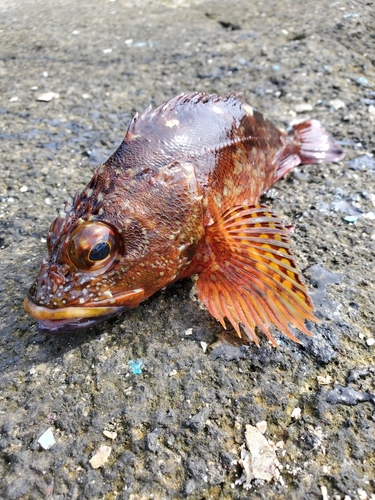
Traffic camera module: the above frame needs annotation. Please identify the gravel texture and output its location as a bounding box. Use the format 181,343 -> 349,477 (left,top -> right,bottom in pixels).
1,0 -> 375,498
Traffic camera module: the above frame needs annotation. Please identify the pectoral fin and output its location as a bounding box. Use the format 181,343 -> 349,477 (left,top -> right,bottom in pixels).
196,205 -> 317,346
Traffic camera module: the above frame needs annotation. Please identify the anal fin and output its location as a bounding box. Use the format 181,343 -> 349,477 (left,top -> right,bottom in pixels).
196,205 -> 318,346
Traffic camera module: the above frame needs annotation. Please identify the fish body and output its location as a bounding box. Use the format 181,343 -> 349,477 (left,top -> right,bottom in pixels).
24,93 -> 344,343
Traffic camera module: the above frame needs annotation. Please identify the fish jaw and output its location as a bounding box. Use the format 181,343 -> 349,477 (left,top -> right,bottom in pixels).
35,311 -> 125,335
23,288 -> 144,335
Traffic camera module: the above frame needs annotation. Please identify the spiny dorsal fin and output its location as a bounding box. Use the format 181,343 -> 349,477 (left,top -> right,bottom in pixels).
196,205 -> 318,346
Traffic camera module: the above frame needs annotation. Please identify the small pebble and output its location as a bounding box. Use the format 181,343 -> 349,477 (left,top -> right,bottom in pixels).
38,428 -> 56,450
89,445 -> 111,469
44,197 -> 52,205
321,485 -> 329,500
291,407 -> 302,419
256,420 -> 267,434
295,103 -> 313,113
37,92 -> 59,102
357,488 -> 368,500
317,375 -> 333,385
185,328 -> 193,336
363,212 -> 375,220
9,96 -> 19,102
103,48 -> 113,54
169,369 -> 177,377
329,99 -> 346,110
103,430 -> 117,440
200,341 -> 208,353
19,185 -> 28,192
366,338 -> 375,346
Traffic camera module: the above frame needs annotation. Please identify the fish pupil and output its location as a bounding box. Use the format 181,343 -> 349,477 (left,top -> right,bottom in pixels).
89,242 -> 110,261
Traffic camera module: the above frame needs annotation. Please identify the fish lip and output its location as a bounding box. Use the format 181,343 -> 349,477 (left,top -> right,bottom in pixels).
23,288 -> 144,335
35,311 -> 124,335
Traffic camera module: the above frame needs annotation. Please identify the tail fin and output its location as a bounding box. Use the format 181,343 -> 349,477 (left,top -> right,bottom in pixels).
290,119 -> 345,164
275,119 -> 344,182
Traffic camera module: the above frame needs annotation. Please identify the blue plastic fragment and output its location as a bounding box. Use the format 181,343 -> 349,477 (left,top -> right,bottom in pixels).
128,359 -> 144,375
343,215 -> 360,223
357,76 -> 368,86
272,64 -> 281,71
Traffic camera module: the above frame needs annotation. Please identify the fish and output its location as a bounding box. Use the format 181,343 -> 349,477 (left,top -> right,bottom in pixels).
24,92 -> 344,344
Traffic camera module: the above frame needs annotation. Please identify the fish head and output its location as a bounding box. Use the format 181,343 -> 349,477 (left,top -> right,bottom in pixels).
24,204 -> 145,335
24,159 -> 204,334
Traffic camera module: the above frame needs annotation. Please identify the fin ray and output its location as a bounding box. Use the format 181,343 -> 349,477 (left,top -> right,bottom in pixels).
227,255 -> 315,318
227,262 -> 312,338
197,205 -> 317,345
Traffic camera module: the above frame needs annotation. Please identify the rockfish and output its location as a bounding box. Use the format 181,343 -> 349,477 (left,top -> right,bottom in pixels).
24,93 -> 344,344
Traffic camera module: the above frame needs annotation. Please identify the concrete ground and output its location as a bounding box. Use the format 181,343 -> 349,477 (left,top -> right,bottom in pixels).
0,0 -> 375,498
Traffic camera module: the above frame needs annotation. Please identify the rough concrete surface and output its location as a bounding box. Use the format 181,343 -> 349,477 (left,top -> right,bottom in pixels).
1,0 -> 375,498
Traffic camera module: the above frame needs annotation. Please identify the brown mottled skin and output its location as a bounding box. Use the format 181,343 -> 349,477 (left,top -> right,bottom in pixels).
25,92 -> 344,339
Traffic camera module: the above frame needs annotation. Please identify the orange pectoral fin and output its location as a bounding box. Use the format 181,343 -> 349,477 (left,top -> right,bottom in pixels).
196,205 -> 318,346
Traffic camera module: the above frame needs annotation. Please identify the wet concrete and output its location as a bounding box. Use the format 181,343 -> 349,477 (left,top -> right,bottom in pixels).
1,0 -> 375,498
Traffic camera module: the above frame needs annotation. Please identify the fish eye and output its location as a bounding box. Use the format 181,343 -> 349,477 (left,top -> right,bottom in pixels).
68,222 -> 118,272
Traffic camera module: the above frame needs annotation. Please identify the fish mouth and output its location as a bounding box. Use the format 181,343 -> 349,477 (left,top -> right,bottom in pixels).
23,288 -> 144,335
